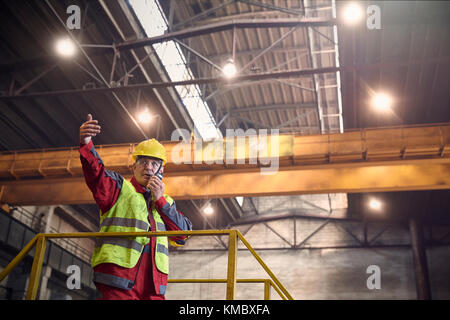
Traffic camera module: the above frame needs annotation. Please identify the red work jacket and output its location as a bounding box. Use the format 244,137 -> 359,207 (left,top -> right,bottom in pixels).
79,140 -> 192,295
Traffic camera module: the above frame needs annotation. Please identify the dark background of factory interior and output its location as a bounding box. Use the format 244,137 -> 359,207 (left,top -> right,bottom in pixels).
0,0 -> 449,300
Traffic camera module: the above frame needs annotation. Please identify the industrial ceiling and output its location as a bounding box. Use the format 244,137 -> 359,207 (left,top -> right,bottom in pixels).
0,0 -> 449,231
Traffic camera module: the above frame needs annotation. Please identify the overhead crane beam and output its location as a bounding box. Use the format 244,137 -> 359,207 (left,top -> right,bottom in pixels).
1,58 -> 449,101
0,124 -> 449,206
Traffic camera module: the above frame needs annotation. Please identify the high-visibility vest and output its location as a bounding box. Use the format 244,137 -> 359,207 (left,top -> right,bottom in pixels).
91,179 -> 170,274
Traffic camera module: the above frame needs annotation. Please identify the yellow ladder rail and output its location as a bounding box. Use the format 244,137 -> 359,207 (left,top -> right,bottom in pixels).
0,229 -> 293,300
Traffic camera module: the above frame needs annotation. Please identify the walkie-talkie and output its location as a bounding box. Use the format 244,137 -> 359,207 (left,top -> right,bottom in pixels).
155,162 -> 164,180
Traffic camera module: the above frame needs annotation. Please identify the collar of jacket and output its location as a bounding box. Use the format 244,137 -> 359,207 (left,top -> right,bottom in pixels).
130,176 -> 150,195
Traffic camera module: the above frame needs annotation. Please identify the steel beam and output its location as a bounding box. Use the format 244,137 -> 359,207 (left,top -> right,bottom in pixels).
297,219 -> 331,248
172,0 -> 235,30
240,25 -> 301,72
0,124 -> 449,204
175,39 -> 222,71
275,112 -> 311,129
116,18 -> 336,51
108,0 -> 193,134
229,212 -> 353,227
0,67 -> 338,100
409,217 -> 432,300
263,222 -> 293,247
231,114 -> 268,128
208,46 -> 310,60
1,58 -> 449,101
274,79 -> 316,92
229,103 -> 316,114
1,156 -> 450,205
237,0 -> 303,15
45,0 -> 149,140
14,63 -> 58,95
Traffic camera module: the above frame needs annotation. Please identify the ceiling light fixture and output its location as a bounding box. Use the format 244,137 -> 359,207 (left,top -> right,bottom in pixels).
138,109 -> 152,123
371,92 -> 393,112
343,2 -> 364,25
55,38 -> 77,57
368,198 -> 382,211
203,204 -> 214,215
222,59 -> 237,79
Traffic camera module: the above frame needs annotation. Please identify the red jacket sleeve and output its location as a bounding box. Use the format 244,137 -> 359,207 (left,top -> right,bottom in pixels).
79,140 -> 123,214
155,196 -> 192,245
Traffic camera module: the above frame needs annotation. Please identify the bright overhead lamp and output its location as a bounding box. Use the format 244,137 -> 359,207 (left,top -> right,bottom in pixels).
343,2 -> 364,25
203,204 -> 214,215
222,59 -> 237,79
138,110 -> 152,123
55,38 -> 77,57
371,92 -> 393,112
368,198 -> 382,211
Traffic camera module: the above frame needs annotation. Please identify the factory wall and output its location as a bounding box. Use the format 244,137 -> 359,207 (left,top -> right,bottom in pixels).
166,219 -> 450,300
0,209 -> 96,300
167,245 -> 450,300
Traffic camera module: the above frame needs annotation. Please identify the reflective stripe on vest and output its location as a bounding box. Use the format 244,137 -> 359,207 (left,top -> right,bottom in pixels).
157,243 -> 169,256
93,272 -> 134,290
91,179 -> 171,274
100,217 -> 149,231
95,238 -> 143,252
93,272 -> 167,295
141,242 -> 168,256
157,222 -> 166,231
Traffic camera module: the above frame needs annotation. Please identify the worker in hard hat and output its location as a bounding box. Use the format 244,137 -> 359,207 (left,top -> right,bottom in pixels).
79,114 -> 192,300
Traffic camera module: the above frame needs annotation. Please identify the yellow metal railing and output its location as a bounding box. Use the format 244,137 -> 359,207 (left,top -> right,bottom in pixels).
167,279 -> 286,300
0,229 -> 293,300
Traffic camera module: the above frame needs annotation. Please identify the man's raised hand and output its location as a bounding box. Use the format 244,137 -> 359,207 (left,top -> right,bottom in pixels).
79,114 -> 101,145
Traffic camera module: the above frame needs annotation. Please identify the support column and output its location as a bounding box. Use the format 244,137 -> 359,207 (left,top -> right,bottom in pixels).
33,206 -> 54,300
38,266 -> 53,300
409,217 -> 431,300
43,206 -> 55,233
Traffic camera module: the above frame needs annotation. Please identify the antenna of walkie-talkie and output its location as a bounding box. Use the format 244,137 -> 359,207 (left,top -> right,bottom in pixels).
155,161 -> 164,180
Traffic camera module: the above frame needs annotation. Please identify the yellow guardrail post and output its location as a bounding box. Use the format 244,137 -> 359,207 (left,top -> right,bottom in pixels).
236,230 -> 293,300
25,235 -> 47,300
226,230 -> 238,300
264,279 -> 271,300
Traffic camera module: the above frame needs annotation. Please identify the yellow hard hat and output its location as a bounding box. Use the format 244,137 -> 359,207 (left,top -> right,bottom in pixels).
132,138 -> 167,165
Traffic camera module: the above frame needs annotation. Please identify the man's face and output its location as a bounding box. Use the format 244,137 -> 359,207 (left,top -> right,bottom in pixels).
132,156 -> 162,187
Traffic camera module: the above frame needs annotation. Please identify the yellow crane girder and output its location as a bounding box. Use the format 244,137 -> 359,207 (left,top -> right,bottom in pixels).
0,123 -> 449,205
